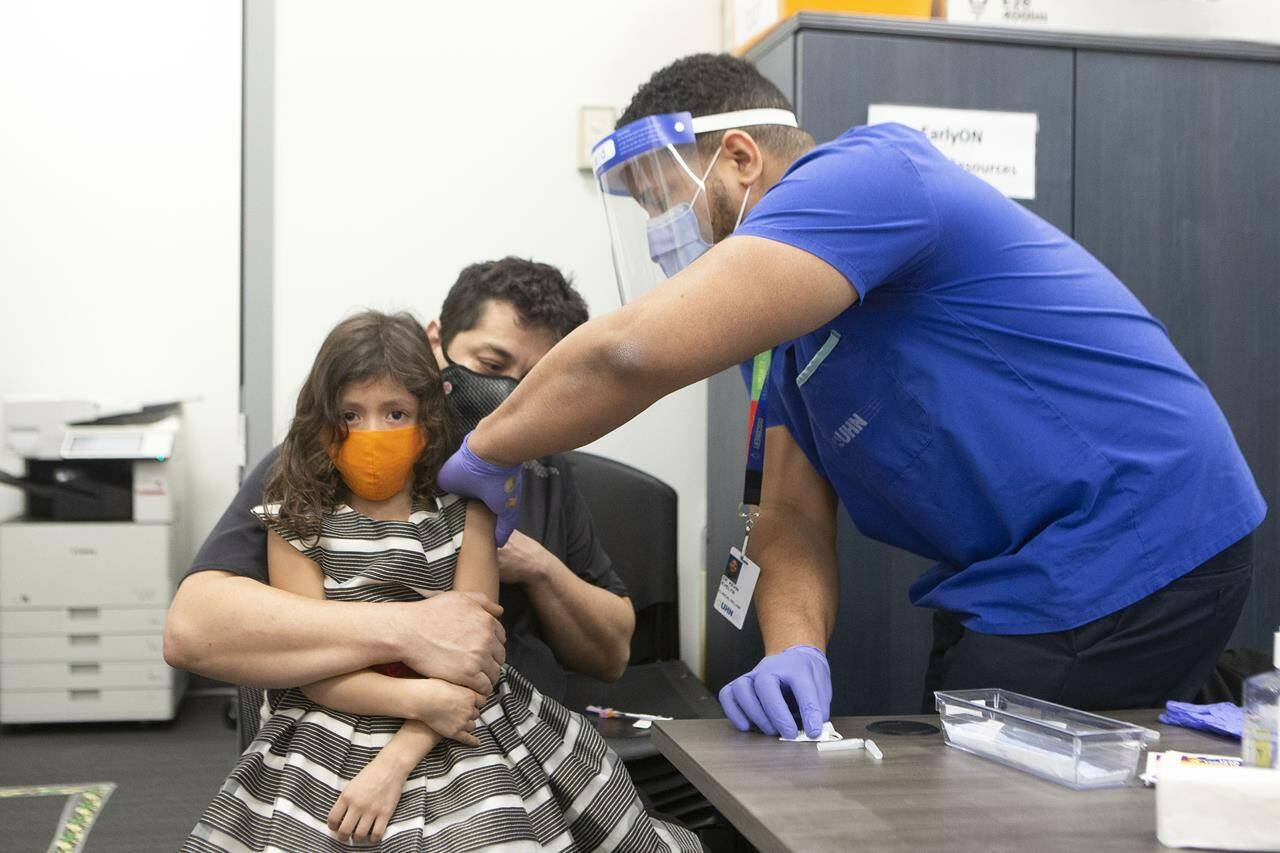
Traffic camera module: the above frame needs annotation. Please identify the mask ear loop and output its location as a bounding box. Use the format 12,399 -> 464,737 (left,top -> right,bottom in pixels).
695,146 -> 722,206
733,183 -> 753,232
665,143 -> 722,207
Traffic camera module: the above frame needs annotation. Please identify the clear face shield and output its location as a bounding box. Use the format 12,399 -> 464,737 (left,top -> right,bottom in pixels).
591,108 -> 799,305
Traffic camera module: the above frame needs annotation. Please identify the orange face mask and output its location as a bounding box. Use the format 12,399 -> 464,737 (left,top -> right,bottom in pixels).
329,426 -> 427,502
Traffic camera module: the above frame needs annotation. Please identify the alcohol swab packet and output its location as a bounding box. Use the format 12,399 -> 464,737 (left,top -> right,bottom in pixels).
779,721 -> 843,743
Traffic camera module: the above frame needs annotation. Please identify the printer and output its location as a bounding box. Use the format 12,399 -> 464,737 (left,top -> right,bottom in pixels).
0,398 -> 187,723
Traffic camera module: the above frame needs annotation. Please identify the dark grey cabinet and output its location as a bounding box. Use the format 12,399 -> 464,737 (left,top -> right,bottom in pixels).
1073,50 -> 1280,652
797,31 -> 1075,231
705,14 -> 1280,715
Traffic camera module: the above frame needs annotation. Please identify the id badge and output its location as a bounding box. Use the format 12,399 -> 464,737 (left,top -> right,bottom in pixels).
713,546 -> 760,630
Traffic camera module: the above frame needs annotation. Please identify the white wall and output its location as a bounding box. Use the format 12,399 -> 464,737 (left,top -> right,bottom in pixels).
272,0 -> 721,673
0,2 -> 243,562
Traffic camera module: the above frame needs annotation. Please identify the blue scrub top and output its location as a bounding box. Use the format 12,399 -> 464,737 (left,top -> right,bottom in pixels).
734,123 -> 1265,635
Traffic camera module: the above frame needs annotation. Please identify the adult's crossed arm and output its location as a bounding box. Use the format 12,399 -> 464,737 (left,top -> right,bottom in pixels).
165,571 -> 506,694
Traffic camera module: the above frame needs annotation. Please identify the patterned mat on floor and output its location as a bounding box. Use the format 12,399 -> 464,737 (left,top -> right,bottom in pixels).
0,783 -> 115,852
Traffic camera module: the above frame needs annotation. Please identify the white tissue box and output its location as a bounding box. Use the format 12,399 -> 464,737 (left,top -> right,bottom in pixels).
1156,751 -> 1280,850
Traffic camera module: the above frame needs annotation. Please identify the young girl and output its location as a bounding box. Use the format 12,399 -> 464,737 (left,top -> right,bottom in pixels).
184,311 -> 700,852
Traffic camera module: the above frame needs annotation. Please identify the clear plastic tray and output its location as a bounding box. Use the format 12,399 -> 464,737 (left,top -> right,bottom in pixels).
935,688 -> 1149,790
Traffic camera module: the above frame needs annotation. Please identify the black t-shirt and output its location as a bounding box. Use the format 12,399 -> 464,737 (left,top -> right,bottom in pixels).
185,447 -> 628,702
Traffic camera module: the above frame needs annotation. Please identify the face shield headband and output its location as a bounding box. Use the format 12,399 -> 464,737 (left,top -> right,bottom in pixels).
592,108 -> 799,304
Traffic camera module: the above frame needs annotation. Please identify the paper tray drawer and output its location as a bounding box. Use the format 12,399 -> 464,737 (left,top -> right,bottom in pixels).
1,607 -> 166,635
0,687 -> 179,723
1,633 -> 164,662
0,522 -> 171,608
2,661 -> 173,690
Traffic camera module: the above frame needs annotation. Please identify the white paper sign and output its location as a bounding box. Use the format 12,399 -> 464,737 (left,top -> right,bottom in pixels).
867,104 -> 1038,200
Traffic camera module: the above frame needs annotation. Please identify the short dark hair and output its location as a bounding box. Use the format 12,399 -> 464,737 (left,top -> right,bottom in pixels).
439,257 -> 589,348
618,53 -> 811,160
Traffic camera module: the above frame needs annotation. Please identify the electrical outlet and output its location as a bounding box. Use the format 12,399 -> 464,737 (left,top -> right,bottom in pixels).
578,105 -> 617,172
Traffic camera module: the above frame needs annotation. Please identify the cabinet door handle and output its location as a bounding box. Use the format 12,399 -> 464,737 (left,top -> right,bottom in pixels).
69,689 -> 101,701
68,608 -> 100,620
68,634 -> 100,646
69,663 -> 101,675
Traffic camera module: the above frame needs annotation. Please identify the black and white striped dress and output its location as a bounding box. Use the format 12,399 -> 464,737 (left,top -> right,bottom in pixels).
184,494 -> 701,853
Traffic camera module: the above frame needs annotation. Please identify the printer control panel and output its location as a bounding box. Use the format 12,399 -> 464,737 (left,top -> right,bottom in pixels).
61,429 -> 175,461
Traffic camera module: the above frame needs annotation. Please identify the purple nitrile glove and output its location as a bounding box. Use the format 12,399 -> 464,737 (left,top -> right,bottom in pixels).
437,432 -> 523,546
719,644 -> 832,739
1159,701 -> 1244,740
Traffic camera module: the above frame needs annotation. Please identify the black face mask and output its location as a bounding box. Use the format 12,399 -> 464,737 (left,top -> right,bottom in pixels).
441,358 -> 519,436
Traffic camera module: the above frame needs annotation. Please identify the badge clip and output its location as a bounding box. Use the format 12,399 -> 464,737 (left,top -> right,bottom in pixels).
738,503 -> 760,555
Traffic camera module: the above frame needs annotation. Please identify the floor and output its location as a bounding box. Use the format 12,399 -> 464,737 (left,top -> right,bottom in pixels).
0,693 -> 239,852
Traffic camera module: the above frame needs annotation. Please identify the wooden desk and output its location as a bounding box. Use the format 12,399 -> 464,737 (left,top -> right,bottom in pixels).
653,710 -> 1236,852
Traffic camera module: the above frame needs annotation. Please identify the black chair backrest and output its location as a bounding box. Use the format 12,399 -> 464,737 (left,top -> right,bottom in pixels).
564,451 -> 679,664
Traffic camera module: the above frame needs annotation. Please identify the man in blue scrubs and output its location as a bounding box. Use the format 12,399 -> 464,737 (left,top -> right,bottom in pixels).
440,54 -> 1265,738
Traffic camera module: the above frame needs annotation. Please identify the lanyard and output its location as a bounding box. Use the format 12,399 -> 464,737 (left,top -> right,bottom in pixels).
740,349 -> 772,552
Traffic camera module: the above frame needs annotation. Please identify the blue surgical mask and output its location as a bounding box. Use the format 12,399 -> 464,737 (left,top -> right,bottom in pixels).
646,202 -> 712,277
644,146 -> 754,279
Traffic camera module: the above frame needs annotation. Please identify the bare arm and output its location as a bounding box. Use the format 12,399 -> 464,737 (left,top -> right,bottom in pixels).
498,532 -> 635,681
310,502 -> 499,725
456,501 -> 500,602
165,570 -> 402,688
164,572 -> 505,693
326,717 -> 440,845
260,532 -> 420,716
750,425 -> 840,654
373,720 -> 438,766
470,236 -> 855,466
264,532 -> 484,744
318,508 -> 502,848
322,500 -> 502,767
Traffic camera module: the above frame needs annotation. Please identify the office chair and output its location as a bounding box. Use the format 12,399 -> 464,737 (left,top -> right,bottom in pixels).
560,452 -> 722,833
560,451 -> 719,716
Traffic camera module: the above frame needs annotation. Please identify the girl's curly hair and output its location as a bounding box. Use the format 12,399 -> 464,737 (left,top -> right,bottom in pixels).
264,310 -> 456,540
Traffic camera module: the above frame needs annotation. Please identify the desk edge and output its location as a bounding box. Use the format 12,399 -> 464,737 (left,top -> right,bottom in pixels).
652,721 -> 788,853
